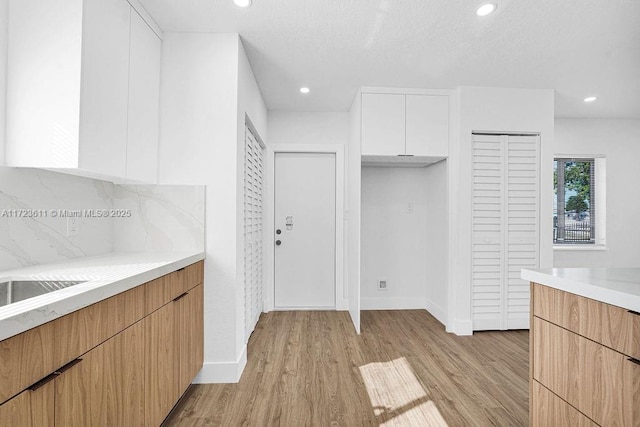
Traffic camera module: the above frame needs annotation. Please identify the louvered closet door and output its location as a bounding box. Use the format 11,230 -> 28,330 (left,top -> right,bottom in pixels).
472,134 -> 539,331
505,136 -> 539,329
472,134 -> 506,330
244,125 -> 264,340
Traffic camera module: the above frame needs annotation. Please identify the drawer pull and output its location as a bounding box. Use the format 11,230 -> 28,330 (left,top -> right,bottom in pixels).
177,267 -> 186,272
56,358 -> 83,374
28,372 -> 60,391
628,310 -> 640,316
173,292 -> 188,302
629,357 -> 640,366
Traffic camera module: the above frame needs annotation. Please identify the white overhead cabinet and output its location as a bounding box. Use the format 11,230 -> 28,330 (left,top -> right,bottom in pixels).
361,93 -> 405,155
126,10 -> 162,183
405,95 -> 449,157
361,92 -> 449,157
6,0 -> 161,183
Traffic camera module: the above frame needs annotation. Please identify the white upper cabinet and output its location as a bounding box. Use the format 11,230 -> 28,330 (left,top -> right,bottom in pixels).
79,0 -> 131,178
405,94 -> 449,157
126,10 -> 162,183
361,93 -> 405,156
6,0 -> 162,183
360,90 -> 450,157
6,0 -> 84,169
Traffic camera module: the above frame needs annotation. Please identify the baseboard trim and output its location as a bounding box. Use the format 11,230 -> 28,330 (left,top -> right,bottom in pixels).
360,297 -> 428,310
450,319 -> 473,336
424,299 -> 446,326
193,345 -> 247,384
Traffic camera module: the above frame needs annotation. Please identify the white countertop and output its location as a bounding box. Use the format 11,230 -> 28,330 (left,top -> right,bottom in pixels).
0,251 -> 205,341
521,268 -> 640,312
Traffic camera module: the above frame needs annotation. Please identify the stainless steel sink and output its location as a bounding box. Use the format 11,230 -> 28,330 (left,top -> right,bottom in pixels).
0,280 -> 86,308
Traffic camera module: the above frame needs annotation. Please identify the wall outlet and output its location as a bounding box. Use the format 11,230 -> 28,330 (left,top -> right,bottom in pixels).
377,279 -> 388,291
67,217 -> 79,236
406,202 -> 414,214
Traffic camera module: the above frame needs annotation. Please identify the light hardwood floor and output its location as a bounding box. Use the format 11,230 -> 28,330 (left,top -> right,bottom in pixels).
164,310 -> 529,426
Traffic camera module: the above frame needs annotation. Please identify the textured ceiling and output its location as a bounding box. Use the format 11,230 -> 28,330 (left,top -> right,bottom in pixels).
138,0 -> 640,118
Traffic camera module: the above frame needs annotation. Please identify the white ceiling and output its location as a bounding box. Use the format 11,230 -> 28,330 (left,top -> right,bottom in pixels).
138,0 -> 640,118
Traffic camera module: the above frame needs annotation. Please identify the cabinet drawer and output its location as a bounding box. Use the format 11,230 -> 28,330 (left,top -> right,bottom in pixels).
533,283 -> 640,359
531,381 -> 596,427
0,378 -> 54,426
172,260 -> 204,296
0,321 -> 56,405
533,317 -> 639,426
53,284 -> 144,369
145,261 -> 204,314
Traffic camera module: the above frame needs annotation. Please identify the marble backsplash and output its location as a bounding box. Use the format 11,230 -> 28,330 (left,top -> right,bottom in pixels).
113,185 -> 205,252
0,167 -> 205,271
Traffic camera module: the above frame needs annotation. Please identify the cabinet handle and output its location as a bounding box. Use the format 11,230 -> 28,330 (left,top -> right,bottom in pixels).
628,357 -> 640,366
177,267 -> 186,272
28,372 -> 60,391
55,358 -> 83,374
173,292 -> 188,302
628,310 -> 640,316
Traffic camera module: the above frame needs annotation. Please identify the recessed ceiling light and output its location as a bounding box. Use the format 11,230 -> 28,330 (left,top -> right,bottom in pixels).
476,3 -> 497,16
300,87 -> 310,94
233,0 -> 251,7
584,96 -> 597,103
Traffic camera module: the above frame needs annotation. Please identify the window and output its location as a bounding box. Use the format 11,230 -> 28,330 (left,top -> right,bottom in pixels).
553,157 -> 605,245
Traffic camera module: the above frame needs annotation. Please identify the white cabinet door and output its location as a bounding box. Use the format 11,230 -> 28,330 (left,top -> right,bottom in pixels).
126,11 -> 161,183
79,0 -> 131,177
361,93 -> 405,155
6,0 -> 83,168
405,95 -> 449,156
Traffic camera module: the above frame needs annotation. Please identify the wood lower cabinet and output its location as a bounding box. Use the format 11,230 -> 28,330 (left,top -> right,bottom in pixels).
145,301 -> 177,427
530,283 -> 640,426
177,284 -> 204,395
0,381 -> 54,427
0,320 -> 56,404
531,381 -> 596,427
55,320 -> 145,426
146,282 -> 205,426
0,260 -> 204,427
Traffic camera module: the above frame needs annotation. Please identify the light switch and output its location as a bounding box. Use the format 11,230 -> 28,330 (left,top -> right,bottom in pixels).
406,202 -> 414,214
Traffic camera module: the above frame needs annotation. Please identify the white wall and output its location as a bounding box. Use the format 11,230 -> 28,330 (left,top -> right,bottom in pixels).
554,119 -> 640,267
268,112 -> 349,146
449,86 -> 554,335
424,160 -> 447,324
361,167 -> 430,309
159,32 -> 245,382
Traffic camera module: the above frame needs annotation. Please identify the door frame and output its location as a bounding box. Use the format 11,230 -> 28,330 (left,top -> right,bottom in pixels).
264,144 -> 345,312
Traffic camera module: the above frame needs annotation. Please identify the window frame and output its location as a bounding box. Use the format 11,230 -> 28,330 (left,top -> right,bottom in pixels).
553,154 -> 606,249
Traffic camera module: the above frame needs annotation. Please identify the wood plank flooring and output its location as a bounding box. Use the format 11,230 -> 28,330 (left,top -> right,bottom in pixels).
164,310 -> 529,426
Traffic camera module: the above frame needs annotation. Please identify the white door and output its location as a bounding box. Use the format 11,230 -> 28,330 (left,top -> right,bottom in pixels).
274,152 -> 336,308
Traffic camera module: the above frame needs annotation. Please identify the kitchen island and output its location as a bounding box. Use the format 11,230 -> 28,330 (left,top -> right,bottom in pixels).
522,268 -> 639,426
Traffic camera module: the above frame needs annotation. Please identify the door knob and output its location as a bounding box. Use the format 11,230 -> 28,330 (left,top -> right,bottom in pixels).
276,240 -> 282,246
